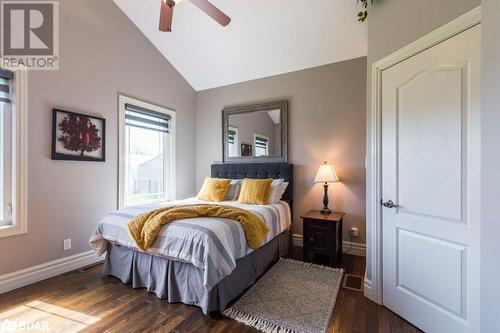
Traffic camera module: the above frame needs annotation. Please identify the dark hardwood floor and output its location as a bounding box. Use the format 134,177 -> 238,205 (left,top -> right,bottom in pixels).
0,247 -> 422,333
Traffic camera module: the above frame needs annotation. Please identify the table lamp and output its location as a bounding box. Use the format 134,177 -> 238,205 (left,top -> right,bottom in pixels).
314,161 -> 339,214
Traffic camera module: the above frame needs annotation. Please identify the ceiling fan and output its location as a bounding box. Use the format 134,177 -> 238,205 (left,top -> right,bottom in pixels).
159,0 -> 231,32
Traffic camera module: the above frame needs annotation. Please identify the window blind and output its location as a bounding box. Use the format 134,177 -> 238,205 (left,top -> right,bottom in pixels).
255,136 -> 268,149
0,69 -> 13,104
228,129 -> 236,144
125,103 -> 170,133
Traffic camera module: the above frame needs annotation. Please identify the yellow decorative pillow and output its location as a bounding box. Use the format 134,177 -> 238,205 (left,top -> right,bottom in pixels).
238,178 -> 273,205
197,177 -> 231,202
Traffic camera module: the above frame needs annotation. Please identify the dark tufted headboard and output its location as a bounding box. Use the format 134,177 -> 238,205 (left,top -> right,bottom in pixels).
211,162 -> 293,209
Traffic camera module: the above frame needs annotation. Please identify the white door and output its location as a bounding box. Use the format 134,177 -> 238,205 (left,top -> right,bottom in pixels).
381,24 -> 481,333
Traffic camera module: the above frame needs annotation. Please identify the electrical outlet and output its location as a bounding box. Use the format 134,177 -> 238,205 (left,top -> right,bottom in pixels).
350,227 -> 359,237
63,239 -> 71,251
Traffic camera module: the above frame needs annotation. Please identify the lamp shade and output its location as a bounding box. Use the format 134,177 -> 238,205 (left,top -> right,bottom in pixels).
314,162 -> 339,183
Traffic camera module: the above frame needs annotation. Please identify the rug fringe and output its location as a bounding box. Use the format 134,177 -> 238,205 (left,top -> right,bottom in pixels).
223,308 -> 299,333
279,257 -> 345,273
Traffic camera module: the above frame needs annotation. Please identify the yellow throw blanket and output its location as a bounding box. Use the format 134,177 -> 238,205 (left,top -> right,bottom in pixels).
127,204 -> 269,252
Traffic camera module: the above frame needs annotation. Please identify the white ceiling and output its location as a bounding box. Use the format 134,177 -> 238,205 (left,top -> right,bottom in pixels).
114,0 -> 367,91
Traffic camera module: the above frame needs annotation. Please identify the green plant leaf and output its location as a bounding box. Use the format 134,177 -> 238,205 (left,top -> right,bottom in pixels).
355,0 -> 373,23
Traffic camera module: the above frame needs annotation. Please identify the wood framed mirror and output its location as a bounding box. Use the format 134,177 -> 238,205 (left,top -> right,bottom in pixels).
222,100 -> 288,163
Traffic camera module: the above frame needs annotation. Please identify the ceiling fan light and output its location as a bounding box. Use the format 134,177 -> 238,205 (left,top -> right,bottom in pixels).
162,0 -> 183,8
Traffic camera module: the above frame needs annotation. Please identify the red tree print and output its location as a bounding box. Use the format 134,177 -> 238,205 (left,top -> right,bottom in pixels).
58,115 -> 101,156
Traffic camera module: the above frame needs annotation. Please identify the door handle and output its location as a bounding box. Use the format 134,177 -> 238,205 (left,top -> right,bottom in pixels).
382,200 -> 399,209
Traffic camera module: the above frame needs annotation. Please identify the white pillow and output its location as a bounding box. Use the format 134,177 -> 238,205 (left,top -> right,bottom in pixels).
268,182 -> 289,204
224,179 -> 242,201
271,179 -> 285,186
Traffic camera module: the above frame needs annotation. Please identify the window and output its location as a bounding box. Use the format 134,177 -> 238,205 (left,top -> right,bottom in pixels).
119,95 -> 175,208
254,134 -> 269,156
0,68 -> 28,238
228,126 -> 239,157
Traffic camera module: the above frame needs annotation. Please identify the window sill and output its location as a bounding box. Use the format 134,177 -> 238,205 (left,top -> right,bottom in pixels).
122,198 -> 168,209
0,223 -> 27,238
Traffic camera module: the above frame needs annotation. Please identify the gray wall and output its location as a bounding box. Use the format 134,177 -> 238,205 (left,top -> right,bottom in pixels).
366,0 -> 480,67
0,0 -> 196,275
480,0 -> 500,330
365,0 -> 480,282
196,57 -> 367,244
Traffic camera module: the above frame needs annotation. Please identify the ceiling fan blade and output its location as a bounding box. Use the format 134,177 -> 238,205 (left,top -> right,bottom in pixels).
189,0 -> 231,26
159,0 -> 174,32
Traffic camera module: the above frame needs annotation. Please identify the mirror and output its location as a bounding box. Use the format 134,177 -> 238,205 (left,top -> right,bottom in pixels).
222,100 -> 288,163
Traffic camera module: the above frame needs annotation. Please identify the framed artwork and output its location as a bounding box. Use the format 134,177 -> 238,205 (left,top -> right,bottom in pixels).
52,109 -> 106,162
241,143 -> 252,157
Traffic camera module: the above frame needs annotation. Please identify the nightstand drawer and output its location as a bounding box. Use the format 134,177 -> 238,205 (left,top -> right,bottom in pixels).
303,218 -> 334,231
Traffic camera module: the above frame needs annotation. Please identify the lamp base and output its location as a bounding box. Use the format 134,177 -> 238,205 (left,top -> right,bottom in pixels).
321,183 -> 332,215
320,208 -> 332,215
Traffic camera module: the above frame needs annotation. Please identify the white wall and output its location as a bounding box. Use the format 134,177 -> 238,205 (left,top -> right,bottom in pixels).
0,0 -> 196,275
480,0 -> 500,330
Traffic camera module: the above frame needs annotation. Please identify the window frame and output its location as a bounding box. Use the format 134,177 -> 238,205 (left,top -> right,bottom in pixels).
0,69 -> 28,238
253,133 -> 269,157
118,95 -> 176,209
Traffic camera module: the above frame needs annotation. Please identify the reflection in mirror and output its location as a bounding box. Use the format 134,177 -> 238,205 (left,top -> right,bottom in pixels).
223,101 -> 287,163
228,127 -> 239,157
227,110 -> 281,158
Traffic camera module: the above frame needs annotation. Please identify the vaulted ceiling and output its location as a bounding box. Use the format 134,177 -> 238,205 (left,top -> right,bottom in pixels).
114,0 -> 367,91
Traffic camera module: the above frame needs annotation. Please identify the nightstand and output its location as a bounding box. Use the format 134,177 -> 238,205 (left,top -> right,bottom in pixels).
301,210 -> 345,266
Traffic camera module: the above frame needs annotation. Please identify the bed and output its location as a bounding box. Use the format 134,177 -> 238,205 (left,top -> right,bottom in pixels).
90,162 -> 293,314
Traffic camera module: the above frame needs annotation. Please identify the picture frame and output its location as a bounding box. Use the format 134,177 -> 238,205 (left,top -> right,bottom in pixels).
241,143 -> 252,157
51,109 -> 106,162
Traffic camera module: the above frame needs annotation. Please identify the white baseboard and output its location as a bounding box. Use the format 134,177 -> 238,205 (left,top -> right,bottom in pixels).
292,233 -> 304,247
342,242 -> 366,257
0,250 -> 103,295
292,234 -> 366,257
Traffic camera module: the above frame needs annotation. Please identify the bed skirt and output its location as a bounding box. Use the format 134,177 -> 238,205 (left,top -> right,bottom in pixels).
102,229 -> 290,315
